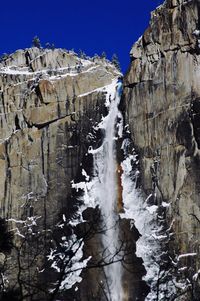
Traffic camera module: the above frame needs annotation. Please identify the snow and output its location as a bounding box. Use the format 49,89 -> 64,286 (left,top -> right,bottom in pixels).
89,79 -> 124,300
120,147 -> 177,301
146,205 -> 158,214
177,253 -> 197,261
7,215 -> 41,237
70,78 -> 121,229
7,218 -> 25,224
161,201 -> 170,208
0,58 -> 116,87
69,78 -> 181,299
120,142 -> 198,300
178,267 -> 187,272
193,30 -> 200,37
81,169 -> 90,181
0,66 -> 33,75
78,77 -> 117,99
0,60 -> 95,79
67,78 -> 124,299
193,269 -> 200,281
47,234 -> 91,291
0,272 -> 9,291
12,227 -> 25,238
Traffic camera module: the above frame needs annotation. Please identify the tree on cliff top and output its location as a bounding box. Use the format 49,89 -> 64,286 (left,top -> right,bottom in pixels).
45,42 -> 55,50
32,36 -> 41,48
101,51 -> 107,59
111,53 -> 121,71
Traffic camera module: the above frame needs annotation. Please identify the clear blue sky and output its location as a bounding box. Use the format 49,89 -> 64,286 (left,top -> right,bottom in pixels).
1,0 -> 163,73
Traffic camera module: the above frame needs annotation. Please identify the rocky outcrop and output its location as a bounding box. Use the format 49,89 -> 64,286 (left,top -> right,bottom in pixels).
2,1 -> 200,299
0,47 -> 120,299
124,0 -> 200,299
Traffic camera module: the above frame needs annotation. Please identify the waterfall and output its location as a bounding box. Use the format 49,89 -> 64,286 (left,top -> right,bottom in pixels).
71,78 -> 172,300
72,78 -> 124,299
89,79 -> 124,300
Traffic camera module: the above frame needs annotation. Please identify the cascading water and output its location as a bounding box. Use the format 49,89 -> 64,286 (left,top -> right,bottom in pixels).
48,77 -> 132,299
70,78 -> 163,300
68,74 -> 174,300
89,79 -> 124,300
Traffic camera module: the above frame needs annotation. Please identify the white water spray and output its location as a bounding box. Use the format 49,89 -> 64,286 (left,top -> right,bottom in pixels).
90,79 -> 124,300
70,77 -> 175,300
72,79 -> 124,299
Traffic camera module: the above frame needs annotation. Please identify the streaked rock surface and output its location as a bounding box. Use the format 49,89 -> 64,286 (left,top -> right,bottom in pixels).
124,0 -> 200,299
0,47 -> 120,299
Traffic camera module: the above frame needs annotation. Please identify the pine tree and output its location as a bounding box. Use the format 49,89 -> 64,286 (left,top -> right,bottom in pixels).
111,53 -> 121,71
50,43 -> 55,50
32,36 -> 41,48
101,51 -> 107,59
79,49 -> 86,59
0,53 -> 9,61
45,42 -> 51,49
92,53 -> 99,62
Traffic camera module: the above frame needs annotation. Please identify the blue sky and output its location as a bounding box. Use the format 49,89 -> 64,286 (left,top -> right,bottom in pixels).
1,0 -> 163,73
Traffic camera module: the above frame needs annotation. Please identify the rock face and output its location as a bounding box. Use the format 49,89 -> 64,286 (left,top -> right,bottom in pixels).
124,0 -> 200,299
2,1 -> 200,299
0,48 -> 120,299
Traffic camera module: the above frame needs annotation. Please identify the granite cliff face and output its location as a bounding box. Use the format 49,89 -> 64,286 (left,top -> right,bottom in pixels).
0,48 -> 120,299
1,0 -> 200,299
0,48 -> 118,221
124,0 -> 200,299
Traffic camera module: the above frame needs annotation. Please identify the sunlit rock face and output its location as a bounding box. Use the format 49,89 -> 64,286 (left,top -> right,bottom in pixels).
0,47 -> 120,298
2,0 -> 200,299
0,47 -> 147,301
124,0 -> 200,299
0,48 -> 117,226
